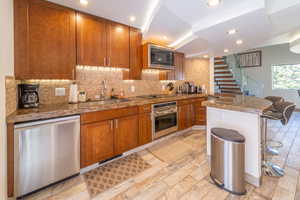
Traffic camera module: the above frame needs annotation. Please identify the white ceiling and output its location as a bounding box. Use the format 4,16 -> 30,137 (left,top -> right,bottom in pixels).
47,0 -> 300,57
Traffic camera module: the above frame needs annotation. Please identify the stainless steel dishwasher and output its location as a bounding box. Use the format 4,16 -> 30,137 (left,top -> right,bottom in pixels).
14,115 -> 80,198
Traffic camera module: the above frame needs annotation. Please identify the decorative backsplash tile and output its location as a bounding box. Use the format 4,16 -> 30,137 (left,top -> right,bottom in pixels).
5,76 -> 17,116
5,61 -> 210,115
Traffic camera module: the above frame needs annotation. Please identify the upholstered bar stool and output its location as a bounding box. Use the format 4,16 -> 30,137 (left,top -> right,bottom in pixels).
264,96 -> 285,155
261,101 -> 296,176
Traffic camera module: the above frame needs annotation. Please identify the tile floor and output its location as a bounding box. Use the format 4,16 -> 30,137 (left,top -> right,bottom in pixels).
22,112 -> 300,200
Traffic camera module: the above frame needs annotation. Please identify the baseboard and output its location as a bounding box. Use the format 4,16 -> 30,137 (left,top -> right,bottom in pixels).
245,173 -> 261,187
192,125 -> 206,130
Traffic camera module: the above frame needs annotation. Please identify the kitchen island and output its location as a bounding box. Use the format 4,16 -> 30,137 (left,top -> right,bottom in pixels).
202,95 -> 272,186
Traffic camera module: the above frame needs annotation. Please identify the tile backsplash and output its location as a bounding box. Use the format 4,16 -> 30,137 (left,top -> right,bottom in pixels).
5,63 -> 210,115
5,76 -> 17,116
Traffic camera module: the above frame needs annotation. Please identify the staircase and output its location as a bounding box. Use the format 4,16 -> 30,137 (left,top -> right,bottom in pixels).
214,57 -> 242,97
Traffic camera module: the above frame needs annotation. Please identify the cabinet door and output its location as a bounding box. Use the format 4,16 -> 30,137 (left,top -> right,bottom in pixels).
115,115 -> 139,154
81,120 -> 114,168
128,27 -> 142,80
139,113 -> 152,145
76,13 -> 107,66
187,103 -> 195,128
174,52 -> 185,80
194,104 -> 206,125
107,21 -> 130,68
14,0 -> 76,79
178,105 -> 188,130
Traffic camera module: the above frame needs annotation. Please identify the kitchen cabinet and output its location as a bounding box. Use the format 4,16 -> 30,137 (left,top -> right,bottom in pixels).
178,99 -> 193,130
14,0 -> 76,79
138,105 -> 152,145
193,98 -> 207,125
174,52 -> 185,80
114,115 -> 139,154
129,27 -> 142,79
165,52 -> 185,80
76,14 -> 130,68
76,13 -> 107,66
178,103 -> 194,130
107,22 -> 130,68
80,106 -> 139,168
178,98 -> 206,130
81,120 -> 114,168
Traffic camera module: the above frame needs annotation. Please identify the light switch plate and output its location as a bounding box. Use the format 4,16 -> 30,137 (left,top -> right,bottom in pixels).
55,88 -> 66,96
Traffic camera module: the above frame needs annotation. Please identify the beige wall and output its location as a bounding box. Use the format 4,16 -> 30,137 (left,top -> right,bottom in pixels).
184,58 -> 210,92
0,0 -> 14,198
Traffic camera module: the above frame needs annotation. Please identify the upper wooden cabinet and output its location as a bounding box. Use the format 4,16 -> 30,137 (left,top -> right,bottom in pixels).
163,52 -> 185,80
174,52 -> 185,80
76,13 -> 107,66
128,27 -> 142,79
76,13 -> 133,69
107,22 -> 130,68
14,0 -> 76,79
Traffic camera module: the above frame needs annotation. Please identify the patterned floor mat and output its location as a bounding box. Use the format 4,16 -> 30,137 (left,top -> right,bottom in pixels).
83,153 -> 151,198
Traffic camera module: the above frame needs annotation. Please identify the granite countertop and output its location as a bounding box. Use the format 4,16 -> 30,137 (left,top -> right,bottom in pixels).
202,95 -> 272,114
7,94 -> 207,124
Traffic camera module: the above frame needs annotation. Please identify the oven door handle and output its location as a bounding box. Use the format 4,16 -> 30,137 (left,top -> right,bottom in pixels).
154,113 -> 177,118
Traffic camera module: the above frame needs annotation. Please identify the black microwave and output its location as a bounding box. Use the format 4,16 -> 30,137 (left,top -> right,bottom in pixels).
149,45 -> 175,69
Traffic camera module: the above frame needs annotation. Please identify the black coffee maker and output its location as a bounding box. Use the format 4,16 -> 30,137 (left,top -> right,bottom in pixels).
18,84 -> 40,108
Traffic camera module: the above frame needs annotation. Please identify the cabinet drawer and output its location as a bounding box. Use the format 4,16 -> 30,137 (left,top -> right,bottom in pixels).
81,106 -> 138,124
138,104 -> 152,113
194,97 -> 206,103
177,99 -> 192,106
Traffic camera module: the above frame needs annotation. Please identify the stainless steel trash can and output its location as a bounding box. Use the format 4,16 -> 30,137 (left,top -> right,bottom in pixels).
210,128 -> 246,195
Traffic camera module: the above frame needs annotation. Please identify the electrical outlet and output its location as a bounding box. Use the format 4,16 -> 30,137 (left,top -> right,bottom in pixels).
55,88 -> 65,96
131,85 -> 135,93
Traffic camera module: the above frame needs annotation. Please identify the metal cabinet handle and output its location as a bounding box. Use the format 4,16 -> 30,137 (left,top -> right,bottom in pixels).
110,120 -> 113,130
104,58 -> 106,66
108,57 -> 111,66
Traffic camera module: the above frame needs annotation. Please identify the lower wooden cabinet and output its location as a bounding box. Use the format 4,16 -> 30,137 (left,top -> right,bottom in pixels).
81,120 -> 114,168
114,115 -> 139,155
178,103 -> 194,130
178,97 -> 207,130
80,99 -> 205,168
193,99 -> 207,125
138,112 -> 152,145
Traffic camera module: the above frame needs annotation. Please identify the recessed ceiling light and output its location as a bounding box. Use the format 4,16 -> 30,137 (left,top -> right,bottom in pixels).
163,36 -> 168,40
236,40 -> 243,45
203,55 -> 209,58
80,0 -> 88,5
129,16 -> 136,22
227,29 -> 237,35
207,0 -> 221,7
224,49 -> 229,53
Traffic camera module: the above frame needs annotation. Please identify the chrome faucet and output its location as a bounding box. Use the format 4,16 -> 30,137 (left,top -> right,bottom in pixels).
99,80 -> 108,100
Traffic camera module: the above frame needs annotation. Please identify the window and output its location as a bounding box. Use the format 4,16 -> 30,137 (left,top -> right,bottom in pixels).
272,64 -> 300,89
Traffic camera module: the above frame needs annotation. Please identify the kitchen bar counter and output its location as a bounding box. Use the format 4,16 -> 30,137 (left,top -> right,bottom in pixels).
203,95 -> 272,187
7,94 -> 207,124
202,95 -> 272,114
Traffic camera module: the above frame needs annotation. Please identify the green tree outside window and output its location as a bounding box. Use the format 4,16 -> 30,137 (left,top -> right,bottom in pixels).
272,64 -> 300,89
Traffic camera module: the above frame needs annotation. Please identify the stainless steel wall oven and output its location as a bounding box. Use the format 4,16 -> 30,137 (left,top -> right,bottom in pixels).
152,102 -> 178,139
